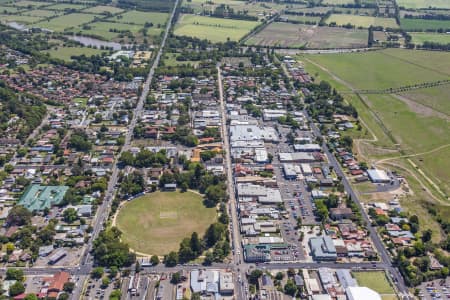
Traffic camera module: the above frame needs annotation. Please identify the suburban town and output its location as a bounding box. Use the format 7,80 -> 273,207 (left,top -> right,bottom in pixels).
0,0 -> 449,299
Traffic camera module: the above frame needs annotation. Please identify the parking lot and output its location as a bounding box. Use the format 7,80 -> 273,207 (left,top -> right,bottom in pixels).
417,278 -> 450,300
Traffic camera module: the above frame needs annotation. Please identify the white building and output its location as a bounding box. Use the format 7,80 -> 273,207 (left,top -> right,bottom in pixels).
346,287 -> 382,300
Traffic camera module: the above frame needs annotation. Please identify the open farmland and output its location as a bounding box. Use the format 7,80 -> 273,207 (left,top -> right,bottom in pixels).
326,14 -> 398,28
22,9 -> 61,18
401,18 -> 450,31
322,0 -> 355,4
396,0 -> 450,9
44,46 -> 108,61
35,13 -> 100,31
181,0 -> 287,18
246,23 -> 368,49
0,5 -> 21,13
115,191 -> 216,255
0,14 -> 43,24
107,10 -> 168,26
82,5 -> 124,14
45,3 -> 88,10
302,48 -> 450,198
13,0 -> 47,8
281,15 -> 321,24
174,14 -> 260,42
77,21 -> 155,40
411,32 -> 450,44
304,49 -> 450,90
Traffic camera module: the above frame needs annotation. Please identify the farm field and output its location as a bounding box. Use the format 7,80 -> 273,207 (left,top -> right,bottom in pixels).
396,0 -> 450,9
82,5 -> 124,14
174,14 -> 260,42
77,21 -> 157,40
398,85 -> 450,116
304,49 -> 450,90
0,14 -> 43,24
22,9 -> 61,18
401,18 -> 450,31
411,32 -> 450,44
46,3 -> 87,10
0,5 -> 21,13
13,0 -> 47,8
302,49 -> 450,199
34,13 -> 101,31
115,191 -> 216,255
107,10 -> 168,26
181,0 -> 287,17
280,15 -> 321,23
246,23 -> 368,49
44,46 -> 108,61
322,0 -> 355,4
352,272 -> 395,295
326,14 -> 398,28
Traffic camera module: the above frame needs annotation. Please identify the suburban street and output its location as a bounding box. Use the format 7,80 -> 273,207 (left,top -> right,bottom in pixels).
69,1 -> 180,298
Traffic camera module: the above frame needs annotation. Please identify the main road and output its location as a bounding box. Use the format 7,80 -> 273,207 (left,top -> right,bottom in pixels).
70,1 -> 180,299
217,66 -> 248,300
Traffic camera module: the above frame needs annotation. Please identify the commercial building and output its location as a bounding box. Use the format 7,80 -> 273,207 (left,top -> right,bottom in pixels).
367,169 -> 390,183
18,185 -> 69,211
219,272 -> 234,295
309,236 -> 337,261
335,269 -> 358,288
346,287 -> 381,300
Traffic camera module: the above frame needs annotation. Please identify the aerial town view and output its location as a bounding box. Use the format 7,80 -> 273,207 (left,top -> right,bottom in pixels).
0,0 -> 449,299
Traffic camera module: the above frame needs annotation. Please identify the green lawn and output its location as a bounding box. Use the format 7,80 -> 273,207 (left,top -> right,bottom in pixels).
107,10 -> 168,25
397,0 -> 450,9
116,191 -> 216,255
44,46 -> 107,61
411,32 -> 450,44
326,14 -> 398,28
174,14 -> 260,42
401,18 -> 450,31
82,5 -> 123,14
352,271 -> 395,295
34,13 -> 101,31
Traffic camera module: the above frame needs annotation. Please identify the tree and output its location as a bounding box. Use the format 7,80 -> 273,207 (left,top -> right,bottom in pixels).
203,252 -> 214,266
24,294 -> 38,300
248,269 -> 263,285
421,229 -> 432,243
165,251 -> 178,267
171,272 -> 182,284
7,205 -> 32,226
9,281 -> 25,296
109,266 -> 119,278
284,279 -> 297,296
6,242 -> 14,254
6,268 -> 24,281
110,290 -> 121,300
58,293 -> 69,300
190,232 -> 202,256
63,208 -> 78,223
101,277 -> 110,288
91,267 -> 104,279
275,272 -> 284,280
150,255 -> 160,266
63,282 -> 75,293
92,227 -> 135,268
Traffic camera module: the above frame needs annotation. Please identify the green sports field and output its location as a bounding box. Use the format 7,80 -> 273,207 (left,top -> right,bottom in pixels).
116,191 -> 216,255
326,14 -> 398,28
174,14 -> 260,42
